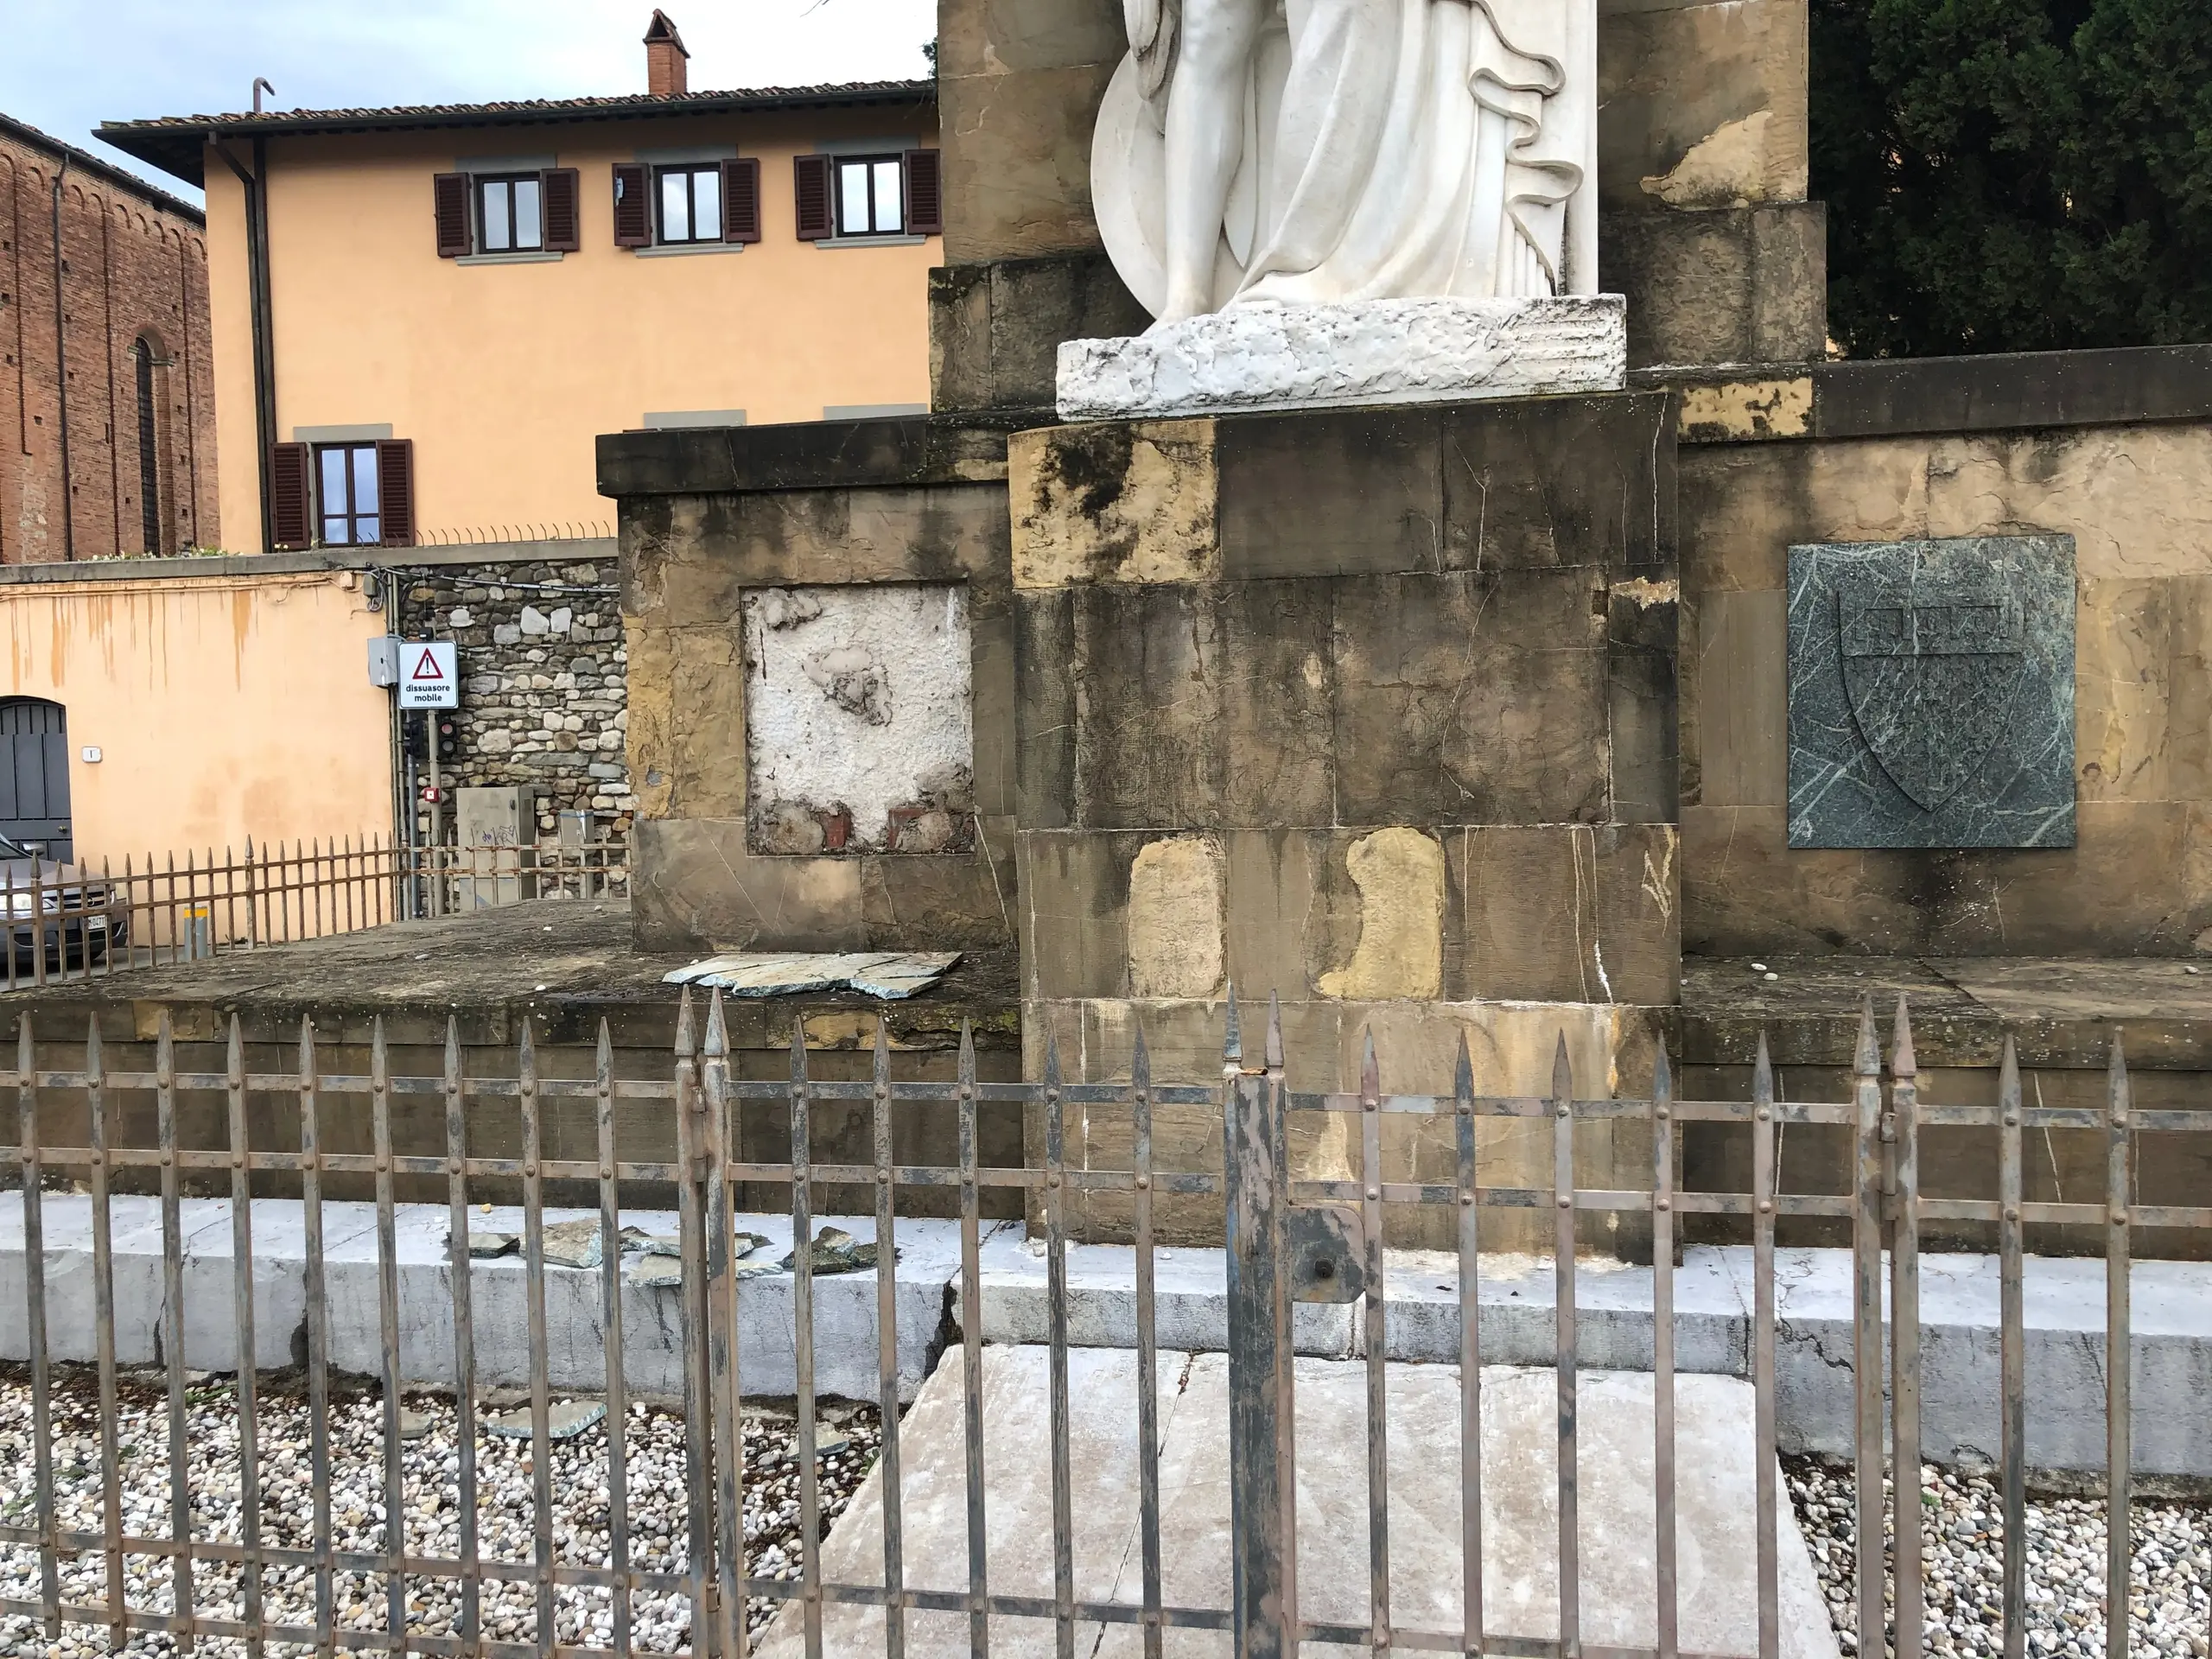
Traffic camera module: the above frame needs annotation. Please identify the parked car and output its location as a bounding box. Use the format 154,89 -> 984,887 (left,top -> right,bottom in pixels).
1,836 -> 128,970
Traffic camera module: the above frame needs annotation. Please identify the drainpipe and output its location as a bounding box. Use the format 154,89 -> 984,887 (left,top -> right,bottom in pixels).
49,154 -> 73,560
213,134 -> 276,554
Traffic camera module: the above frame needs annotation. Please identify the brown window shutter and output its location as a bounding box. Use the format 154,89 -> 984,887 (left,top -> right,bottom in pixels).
721,157 -> 761,245
541,168 -> 581,251
794,153 -> 834,241
902,149 -> 943,236
433,172 -> 470,257
612,162 -> 651,248
377,439 -> 416,549
270,442 -> 312,549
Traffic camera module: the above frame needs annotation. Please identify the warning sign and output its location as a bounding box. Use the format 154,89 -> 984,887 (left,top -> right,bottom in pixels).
397,640 -> 459,709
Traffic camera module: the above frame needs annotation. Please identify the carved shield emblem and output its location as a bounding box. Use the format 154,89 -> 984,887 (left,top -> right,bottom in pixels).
1837,570 -> 2027,811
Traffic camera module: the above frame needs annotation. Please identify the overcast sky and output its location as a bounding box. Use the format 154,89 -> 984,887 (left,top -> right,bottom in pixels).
0,0 -> 938,206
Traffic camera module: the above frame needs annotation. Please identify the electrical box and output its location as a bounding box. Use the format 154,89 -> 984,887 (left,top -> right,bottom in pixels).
367,636 -> 402,687
454,785 -> 541,909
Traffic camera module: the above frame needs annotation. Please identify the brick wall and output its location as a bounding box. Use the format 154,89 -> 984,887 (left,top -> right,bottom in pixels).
0,118 -> 219,563
391,554 -> 633,843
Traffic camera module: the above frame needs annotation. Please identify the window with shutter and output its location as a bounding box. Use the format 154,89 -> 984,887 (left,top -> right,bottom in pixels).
376,439 -> 416,549
721,157 -> 761,245
903,149 -> 943,237
793,154 -> 835,241
612,162 -> 652,248
432,173 -> 470,257
270,442 -> 312,549
541,168 -> 581,251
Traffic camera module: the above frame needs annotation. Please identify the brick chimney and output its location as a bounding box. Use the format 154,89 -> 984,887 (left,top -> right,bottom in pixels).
645,10 -> 690,97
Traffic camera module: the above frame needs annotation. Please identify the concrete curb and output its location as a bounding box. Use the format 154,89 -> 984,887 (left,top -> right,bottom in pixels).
0,1194 -> 987,1402
972,1235 -> 2212,1478
6,1195 -> 2207,1476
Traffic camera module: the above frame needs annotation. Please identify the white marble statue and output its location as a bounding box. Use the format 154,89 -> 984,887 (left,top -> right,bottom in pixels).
1094,0 -> 1599,323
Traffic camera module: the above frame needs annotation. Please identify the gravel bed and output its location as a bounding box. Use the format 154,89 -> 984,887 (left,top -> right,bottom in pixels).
0,1370 -> 880,1656
1787,1455 -> 2209,1657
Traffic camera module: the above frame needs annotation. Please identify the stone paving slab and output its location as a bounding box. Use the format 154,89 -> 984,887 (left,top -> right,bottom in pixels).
759,1345 -> 1839,1658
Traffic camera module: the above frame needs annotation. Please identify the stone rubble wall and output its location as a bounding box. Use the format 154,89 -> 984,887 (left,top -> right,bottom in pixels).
392,556 -> 633,844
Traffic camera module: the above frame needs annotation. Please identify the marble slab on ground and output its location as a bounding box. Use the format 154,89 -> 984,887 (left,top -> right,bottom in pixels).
757,1346 -> 1838,1658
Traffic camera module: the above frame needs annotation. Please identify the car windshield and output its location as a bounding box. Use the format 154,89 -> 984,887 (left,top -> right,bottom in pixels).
0,836 -> 29,859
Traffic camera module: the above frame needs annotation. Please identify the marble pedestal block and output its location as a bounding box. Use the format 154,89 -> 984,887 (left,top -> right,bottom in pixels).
1055,294 -> 1628,420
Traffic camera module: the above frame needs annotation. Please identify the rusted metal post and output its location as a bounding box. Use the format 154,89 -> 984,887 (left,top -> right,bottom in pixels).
1998,1035 -> 2026,1659
2105,1034 -> 2133,1659
1849,999 -> 1886,1658
1751,1033 -> 1780,1659
1360,1028 -> 1389,1653
957,1020 -> 989,1658
1889,1000 -> 1924,1659
1651,1046 -> 1677,1659
1223,993 -> 1289,1659
1551,1034 -> 1580,1659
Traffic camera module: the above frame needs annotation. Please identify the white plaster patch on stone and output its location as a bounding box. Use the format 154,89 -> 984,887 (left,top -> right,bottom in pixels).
742,584 -> 974,855
1125,836 -> 1224,998
1640,110 -> 1778,209
1055,296 -> 1627,421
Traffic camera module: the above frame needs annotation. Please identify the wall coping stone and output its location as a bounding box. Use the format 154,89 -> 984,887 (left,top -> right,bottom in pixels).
0,539 -> 617,588
595,416 -> 1020,498
1641,343 -> 2212,447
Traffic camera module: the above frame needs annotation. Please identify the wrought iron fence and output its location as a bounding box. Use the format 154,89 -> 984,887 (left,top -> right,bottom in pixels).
0,991 -> 2201,1658
0,834 -> 628,990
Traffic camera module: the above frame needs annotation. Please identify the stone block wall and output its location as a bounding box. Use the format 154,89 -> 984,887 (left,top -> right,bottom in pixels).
391,554 -> 633,842
602,421 -> 1020,956
1007,393 -> 1684,1249
1675,350 -> 2212,957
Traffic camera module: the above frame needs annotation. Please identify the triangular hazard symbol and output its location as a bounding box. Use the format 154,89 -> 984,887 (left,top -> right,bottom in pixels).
410,648 -> 446,681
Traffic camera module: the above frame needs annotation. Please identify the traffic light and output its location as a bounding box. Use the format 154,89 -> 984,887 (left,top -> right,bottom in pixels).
435,715 -> 460,765
403,711 -> 429,762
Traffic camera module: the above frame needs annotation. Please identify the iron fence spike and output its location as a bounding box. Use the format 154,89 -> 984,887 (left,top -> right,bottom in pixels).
1265,992 -> 1284,1071
675,985 -> 696,1057
1551,1030 -> 1573,1103
1454,1031 -> 1475,1096
1223,983 -> 1243,1066
1892,993 -> 1917,1077
1360,1027 -> 1380,1099
1045,1025 -> 1063,1085
1854,995 -> 1880,1075
703,987 -> 728,1058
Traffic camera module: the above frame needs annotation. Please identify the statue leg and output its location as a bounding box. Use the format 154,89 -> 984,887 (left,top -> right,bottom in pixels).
1157,0 -> 1265,323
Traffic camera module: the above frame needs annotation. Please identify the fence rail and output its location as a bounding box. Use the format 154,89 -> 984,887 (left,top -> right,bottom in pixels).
0,992 -> 2196,1659
0,834 -> 628,991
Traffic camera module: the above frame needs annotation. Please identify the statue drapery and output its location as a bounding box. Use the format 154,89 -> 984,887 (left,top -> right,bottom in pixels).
1095,0 -> 1599,321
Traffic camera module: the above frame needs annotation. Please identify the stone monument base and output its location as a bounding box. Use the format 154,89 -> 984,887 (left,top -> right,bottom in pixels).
1054,293 -> 1627,420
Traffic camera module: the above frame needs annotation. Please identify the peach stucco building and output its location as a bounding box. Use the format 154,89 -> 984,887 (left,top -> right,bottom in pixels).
100,15 -> 938,555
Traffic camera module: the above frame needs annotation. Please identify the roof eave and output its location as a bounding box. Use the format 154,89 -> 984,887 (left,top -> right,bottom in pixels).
97,81 -> 939,191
